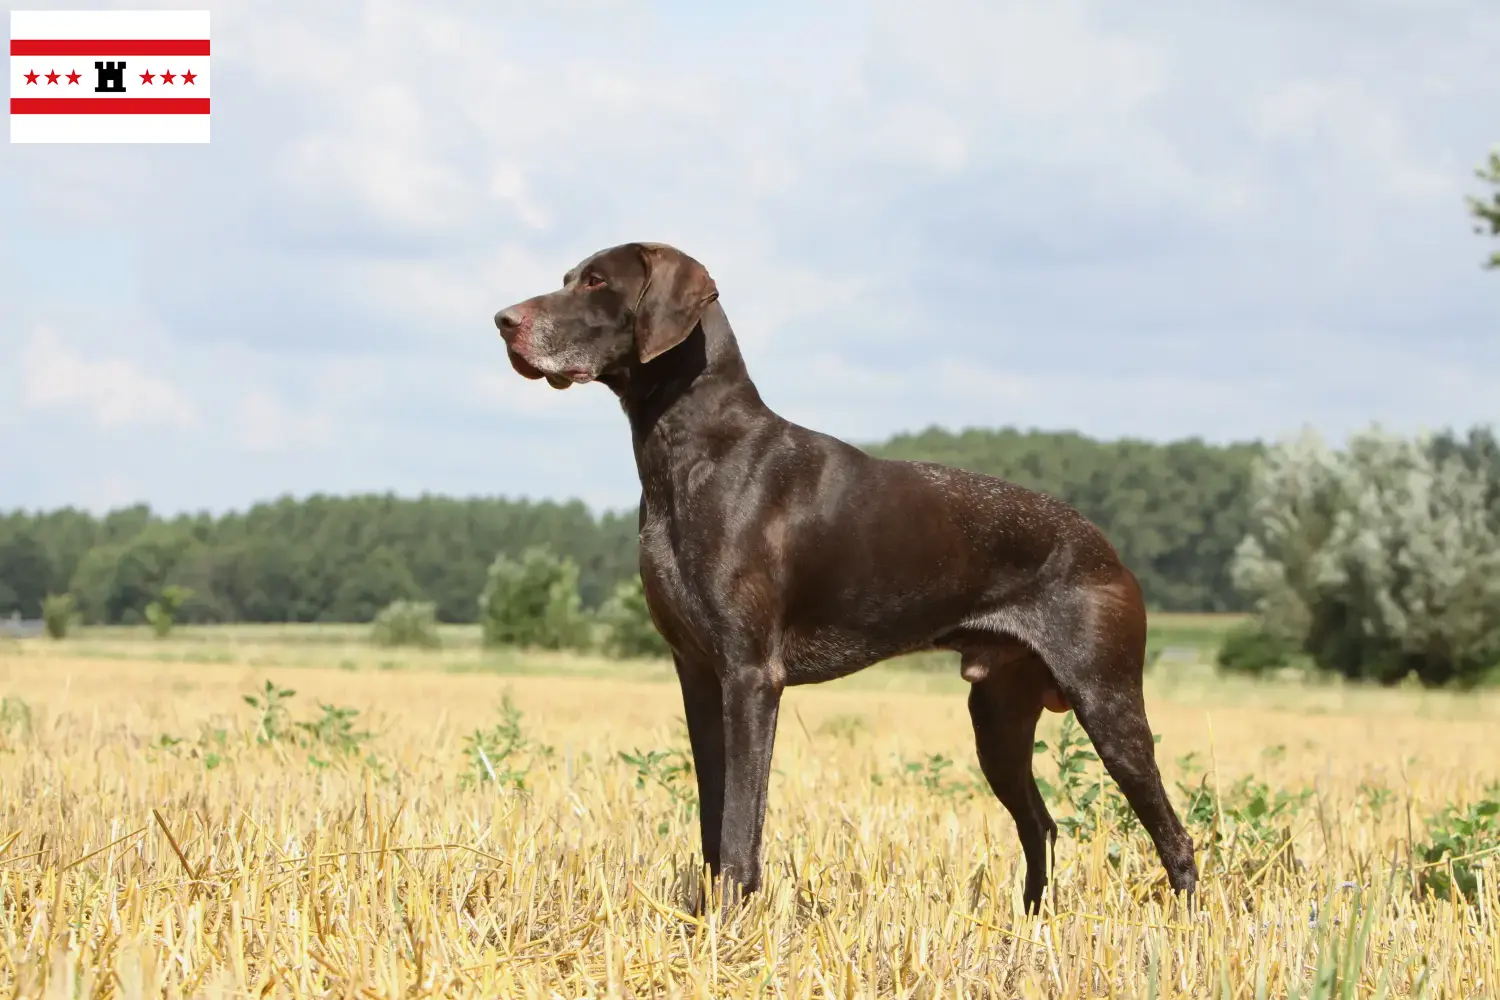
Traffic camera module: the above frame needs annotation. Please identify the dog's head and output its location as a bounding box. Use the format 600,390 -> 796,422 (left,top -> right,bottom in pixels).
493,243 -> 718,390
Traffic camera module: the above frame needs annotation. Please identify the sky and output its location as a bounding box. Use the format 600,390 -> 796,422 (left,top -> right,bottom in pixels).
2,0 -> 1497,516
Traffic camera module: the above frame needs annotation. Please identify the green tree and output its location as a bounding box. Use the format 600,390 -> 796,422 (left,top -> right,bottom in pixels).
6,508 -> 103,605
325,545 -> 422,622
1469,146 -> 1500,269
1233,426 -> 1500,686
159,542 -> 230,624
1226,429 -> 1342,648
70,523 -> 196,624
210,540 -> 314,622
599,575 -> 670,659
67,542 -> 129,624
1429,426 -> 1500,522
478,547 -> 590,651
0,532 -> 53,619
41,593 -> 77,639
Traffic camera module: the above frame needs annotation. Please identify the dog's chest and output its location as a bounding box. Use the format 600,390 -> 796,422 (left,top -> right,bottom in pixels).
637,516 -> 716,661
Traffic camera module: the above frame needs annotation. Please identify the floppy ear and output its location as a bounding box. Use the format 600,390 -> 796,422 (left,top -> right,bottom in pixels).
631,243 -> 719,364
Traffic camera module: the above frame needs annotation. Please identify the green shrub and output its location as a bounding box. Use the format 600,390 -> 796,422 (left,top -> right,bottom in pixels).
144,585 -> 192,638
0,696 -> 33,743
462,691 -> 552,789
619,744 -> 697,835
41,593 -> 77,640
1416,787 -> 1500,903
370,599 -> 441,649
477,547 -> 590,651
1216,620 -> 1295,675
598,576 -> 670,659
147,679 -> 388,775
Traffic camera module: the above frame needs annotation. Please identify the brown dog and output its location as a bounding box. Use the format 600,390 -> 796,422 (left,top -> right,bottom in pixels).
495,243 -> 1197,913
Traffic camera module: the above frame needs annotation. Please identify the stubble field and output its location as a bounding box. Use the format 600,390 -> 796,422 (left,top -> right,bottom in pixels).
0,626 -> 1496,998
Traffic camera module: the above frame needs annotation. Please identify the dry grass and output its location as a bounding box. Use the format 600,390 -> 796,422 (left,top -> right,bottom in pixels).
0,633 -> 1496,998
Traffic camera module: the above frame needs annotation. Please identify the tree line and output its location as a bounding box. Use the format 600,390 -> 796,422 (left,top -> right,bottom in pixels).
1,427 -> 1262,625
0,494 -> 638,626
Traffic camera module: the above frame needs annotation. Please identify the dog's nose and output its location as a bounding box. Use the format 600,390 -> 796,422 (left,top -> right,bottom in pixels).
495,307 -> 522,340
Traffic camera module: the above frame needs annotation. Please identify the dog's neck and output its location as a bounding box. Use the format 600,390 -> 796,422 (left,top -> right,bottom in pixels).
610,301 -> 774,514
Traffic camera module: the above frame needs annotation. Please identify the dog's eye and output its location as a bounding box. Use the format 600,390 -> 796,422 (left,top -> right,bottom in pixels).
582,274 -> 605,289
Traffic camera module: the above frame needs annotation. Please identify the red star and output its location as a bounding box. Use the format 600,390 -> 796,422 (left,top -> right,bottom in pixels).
139,69 -> 155,84
45,69 -> 60,85
66,70 -> 81,85
24,69 -> 39,85
160,69 -> 176,84
180,69 -> 196,85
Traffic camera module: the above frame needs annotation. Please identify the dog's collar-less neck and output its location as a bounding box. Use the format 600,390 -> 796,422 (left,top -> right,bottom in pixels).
622,303 -> 753,416
621,303 -> 770,507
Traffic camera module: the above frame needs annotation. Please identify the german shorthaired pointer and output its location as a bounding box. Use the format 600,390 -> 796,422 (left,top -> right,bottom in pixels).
494,243 -> 1198,913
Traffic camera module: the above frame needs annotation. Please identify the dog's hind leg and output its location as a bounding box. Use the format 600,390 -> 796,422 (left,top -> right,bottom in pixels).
1065,677 -> 1197,895
966,649 -> 1058,914
1036,581 -> 1199,898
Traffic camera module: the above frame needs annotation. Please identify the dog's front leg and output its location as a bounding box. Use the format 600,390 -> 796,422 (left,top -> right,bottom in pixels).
674,658 -> 725,878
715,668 -> 782,910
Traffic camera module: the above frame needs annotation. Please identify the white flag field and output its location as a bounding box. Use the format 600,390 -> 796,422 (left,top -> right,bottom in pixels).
10,9 -> 210,143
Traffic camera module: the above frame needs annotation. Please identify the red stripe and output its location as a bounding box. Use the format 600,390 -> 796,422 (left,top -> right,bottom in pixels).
10,39 -> 210,56
10,97 -> 210,115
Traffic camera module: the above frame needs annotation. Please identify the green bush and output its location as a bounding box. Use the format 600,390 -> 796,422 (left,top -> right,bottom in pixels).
478,547 -> 590,651
461,691 -> 552,789
41,593 -> 77,640
370,599 -> 441,648
144,585 -> 192,638
1417,786 -> 1500,902
598,576 -> 670,659
1216,620 -> 1295,675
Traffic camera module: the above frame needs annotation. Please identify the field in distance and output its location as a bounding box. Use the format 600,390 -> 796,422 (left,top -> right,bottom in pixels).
0,620 -> 1495,997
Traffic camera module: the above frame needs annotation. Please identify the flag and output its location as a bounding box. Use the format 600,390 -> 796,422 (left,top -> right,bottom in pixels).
10,9 -> 210,144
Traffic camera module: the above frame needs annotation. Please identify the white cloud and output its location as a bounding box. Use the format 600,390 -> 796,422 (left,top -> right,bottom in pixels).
19,326 -> 198,431
854,0 -> 1199,203
232,389 -> 336,455
488,167 -> 551,232
278,81 -> 473,235
1250,79 -> 1455,201
867,0 -> 1168,119
88,474 -> 139,515
348,244 -> 562,337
